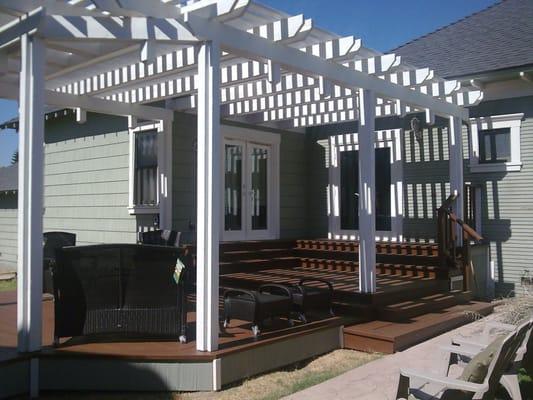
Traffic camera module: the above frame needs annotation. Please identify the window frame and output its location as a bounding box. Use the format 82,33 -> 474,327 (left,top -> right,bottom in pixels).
128,122 -> 163,215
469,113 -> 523,173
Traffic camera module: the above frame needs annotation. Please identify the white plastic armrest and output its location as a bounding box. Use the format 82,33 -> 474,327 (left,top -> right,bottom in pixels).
452,336 -> 489,349
485,321 -> 516,333
440,344 -> 479,358
400,368 -> 489,393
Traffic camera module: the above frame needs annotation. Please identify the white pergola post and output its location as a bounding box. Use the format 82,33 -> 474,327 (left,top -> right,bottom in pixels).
449,116 -> 464,242
196,40 -> 221,352
358,88 -> 377,294
17,33 -> 45,397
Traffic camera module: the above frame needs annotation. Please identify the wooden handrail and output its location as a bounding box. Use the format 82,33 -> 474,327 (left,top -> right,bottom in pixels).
436,192 -> 484,292
445,211 -> 483,242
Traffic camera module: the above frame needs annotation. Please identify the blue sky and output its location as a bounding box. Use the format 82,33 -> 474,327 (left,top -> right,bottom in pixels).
0,0 -> 497,166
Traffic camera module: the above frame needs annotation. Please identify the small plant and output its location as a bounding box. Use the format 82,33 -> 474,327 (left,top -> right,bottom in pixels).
497,283 -> 533,325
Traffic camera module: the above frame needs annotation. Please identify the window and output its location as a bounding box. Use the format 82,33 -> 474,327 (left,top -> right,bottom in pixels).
135,130 -> 158,206
479,128 -> 511,164
128,123 -> 162,215
470,113 -> 523,173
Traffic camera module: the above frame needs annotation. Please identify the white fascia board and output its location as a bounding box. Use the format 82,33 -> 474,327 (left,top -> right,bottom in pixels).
184,14 -> 468,119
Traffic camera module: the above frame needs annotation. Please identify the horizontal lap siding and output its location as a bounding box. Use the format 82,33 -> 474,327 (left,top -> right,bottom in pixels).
403,126 -> 451,242
280,132 -> 308,238
0,203 -> 18,273
468,109 -> 533,295
403,96 -> 533,295
43,129 -> 136,245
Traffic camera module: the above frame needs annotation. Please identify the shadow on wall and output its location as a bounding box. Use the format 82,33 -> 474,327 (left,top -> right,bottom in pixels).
402,122 -> 513,294
38,362 -> 177,399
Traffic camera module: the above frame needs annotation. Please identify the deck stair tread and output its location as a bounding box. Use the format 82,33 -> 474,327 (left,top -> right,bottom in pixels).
295,240 -> 438,256
377,290 -> 473,321
299,258 -> 442,277
343,301 -> 493,353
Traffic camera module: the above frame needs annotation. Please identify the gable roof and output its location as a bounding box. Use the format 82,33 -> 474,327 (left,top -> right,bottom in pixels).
393,0 -> 533,79
0,164 -> 17,192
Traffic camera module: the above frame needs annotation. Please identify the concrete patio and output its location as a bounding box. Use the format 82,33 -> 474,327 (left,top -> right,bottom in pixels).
284,312 -> 501,400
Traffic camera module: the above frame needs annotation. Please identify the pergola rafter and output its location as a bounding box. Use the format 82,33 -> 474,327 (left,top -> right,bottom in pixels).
0,2 -> 480,387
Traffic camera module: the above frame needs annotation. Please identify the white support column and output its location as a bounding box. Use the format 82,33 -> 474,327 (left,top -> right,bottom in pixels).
449,116 -> 464,242
17,33 -> 45,397
196,40 -> 221,352
357,88 -> 377,294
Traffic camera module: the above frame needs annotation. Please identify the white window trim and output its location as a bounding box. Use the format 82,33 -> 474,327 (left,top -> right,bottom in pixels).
469,113 -> 523,173
221,124 -> 281,241
328,129 -> 404,242
128,120 -> 172,223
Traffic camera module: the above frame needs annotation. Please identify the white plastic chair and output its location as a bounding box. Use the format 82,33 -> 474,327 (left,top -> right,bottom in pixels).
396,320 -> 529,400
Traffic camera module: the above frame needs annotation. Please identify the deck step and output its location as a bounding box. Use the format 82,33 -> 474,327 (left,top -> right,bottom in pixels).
220,257 -> 300,273
343,301 -> 494,354
220,240 -> 296,252
220,248 -> 294,262
295,239 -> 439,256
294,248 -> 440,266
299,258 -> 442,278
377,291 -> 473,321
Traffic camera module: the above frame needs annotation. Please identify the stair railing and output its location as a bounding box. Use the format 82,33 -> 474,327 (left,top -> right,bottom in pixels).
437,193 -> 483,291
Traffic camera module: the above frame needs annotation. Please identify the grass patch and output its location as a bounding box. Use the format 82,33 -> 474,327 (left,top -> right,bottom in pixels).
0,277 -> 16,292
191,349 -> 381,400
40,349 -> 381,400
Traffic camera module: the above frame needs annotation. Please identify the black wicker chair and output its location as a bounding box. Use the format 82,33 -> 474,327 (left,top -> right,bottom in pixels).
223,284 -> 293,336
43,232 -> 76,294
138,230 -> 180,247
52,244 -> 188,345
288,278 -> 334,323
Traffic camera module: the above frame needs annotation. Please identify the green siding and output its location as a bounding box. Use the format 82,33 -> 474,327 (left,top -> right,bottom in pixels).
280,131 -> 308,238
43,122 -> 137,245
0,194 -> 18,273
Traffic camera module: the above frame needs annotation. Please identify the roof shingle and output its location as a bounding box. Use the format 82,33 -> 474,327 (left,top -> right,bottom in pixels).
393,0 -> 533,78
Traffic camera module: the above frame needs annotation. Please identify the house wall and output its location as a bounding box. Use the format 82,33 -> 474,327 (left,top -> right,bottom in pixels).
0,113 -> 143,272
170,112 -> 309,239
0,193 -> 18,273
305,95 -> 533,296
43,113 -> 140,245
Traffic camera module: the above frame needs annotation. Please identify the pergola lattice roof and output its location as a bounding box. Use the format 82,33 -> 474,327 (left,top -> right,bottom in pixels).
0,0 -> 483,128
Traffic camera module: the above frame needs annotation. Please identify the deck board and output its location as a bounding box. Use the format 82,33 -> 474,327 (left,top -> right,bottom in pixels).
0,291 -> 354,364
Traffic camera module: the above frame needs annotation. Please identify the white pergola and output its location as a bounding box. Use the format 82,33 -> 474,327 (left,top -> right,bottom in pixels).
0,0 -> 483,380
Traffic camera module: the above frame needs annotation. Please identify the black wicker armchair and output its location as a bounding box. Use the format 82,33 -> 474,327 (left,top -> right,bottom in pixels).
138,230 -> 179,247
52,244 -> 189,344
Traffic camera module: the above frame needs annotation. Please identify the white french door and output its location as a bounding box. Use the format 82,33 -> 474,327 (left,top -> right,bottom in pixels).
223,138 -> 274,241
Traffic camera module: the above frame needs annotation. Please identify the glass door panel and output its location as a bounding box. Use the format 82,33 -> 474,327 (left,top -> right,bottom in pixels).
250,146 -> 269,231
224,142 -> 244,236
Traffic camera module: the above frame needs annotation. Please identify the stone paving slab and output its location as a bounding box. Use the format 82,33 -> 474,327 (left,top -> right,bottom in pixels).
284,313 -> 501,400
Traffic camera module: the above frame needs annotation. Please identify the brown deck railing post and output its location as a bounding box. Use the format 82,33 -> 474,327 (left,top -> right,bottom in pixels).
437,194 -> 483,292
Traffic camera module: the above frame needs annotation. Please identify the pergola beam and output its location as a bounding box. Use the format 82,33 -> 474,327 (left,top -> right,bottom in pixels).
183,13 -> 469,119
0,80 -> 173,121
0,7 -> 43,49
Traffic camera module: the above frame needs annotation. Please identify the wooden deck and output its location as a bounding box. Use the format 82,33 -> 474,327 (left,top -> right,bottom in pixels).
0,291 -> 351,364
0,239 -> 494,395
